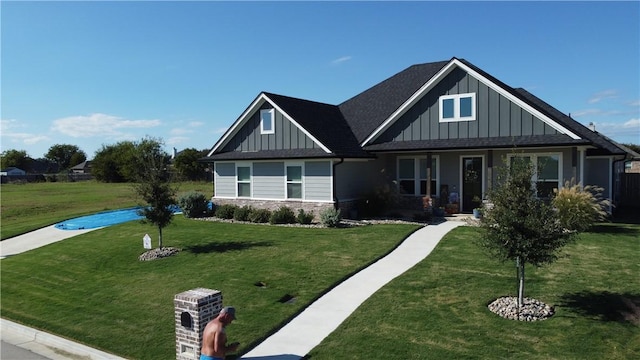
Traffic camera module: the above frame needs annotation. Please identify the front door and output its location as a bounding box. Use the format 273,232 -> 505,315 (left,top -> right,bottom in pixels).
462,156 -> 483,212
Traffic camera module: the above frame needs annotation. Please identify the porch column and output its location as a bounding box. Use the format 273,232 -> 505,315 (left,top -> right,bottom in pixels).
571,147 -> 578,183
426,152 -> 432,199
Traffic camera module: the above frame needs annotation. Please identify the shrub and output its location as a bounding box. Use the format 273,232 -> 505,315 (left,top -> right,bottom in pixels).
357,184 -> 399,218
215,204 -> 238,219
177,191 -> 210,218
552,180 -> 610,232
248,208 -> 271,223
233,205 -> 253,222
296,209 -> 315,224
320,207 -> 342,227
269,206 -> 296,224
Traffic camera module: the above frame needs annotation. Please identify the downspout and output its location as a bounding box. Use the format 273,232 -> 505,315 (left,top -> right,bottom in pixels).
332,158 -> 345,210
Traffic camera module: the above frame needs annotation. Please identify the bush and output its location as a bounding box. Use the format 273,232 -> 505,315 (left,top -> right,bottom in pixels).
233,205 -> 253,222
177,191 -> 210,218
296,209 -> 314,224
552,180 -> 610,232
320,207 -> 342,227
269,206 -> 296,224
248,208 -> 271,223
357,184 -> 399,218
215,204 -> 238,219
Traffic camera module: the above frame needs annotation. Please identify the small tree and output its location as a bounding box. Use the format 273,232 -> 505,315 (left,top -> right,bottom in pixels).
1,149 -> 31,170
173,148 -> 208,181
132,137 -> 176,249
45,144 -> 86,171
477,156 -> 576,309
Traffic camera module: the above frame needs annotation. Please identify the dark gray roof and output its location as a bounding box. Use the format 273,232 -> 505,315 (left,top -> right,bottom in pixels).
263,92 -> 372,158
204,148 -> 337,161
208,58 -> 629,160
365,135 -> 590,152
339,60 -> 450,144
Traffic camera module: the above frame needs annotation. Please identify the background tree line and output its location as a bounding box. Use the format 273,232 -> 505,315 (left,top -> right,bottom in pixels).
1,140 -> 211,182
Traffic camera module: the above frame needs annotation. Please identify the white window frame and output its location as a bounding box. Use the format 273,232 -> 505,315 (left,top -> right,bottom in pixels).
507,152 -> 562,197
439,93 -> 476,122
397,156 -> 439,196
285,162 -> 304,200
236,163 -> 252,198
260,108 -> 275,134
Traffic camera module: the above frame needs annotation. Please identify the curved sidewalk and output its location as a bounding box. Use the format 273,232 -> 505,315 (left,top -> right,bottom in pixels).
241,220 -> 463,359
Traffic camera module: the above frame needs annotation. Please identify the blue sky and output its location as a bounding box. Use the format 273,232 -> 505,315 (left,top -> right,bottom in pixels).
2,1 -> 639,159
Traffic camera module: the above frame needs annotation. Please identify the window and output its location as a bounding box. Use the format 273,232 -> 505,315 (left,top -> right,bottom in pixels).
398,157 -> 438,196
439,93 -> 476,122
286,165 -> 302,199
508,153 -> 561,198
260,109 -> 275,134
237,165 -> 251,197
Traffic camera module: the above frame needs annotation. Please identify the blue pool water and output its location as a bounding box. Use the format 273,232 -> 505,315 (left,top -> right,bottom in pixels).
55,206 -> 182,230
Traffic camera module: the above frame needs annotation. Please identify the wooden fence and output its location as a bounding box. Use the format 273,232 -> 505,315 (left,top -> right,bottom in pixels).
619,173 -> 640,208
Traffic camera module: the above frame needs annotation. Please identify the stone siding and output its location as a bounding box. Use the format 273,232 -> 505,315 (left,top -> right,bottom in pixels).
174,288 -> 223,360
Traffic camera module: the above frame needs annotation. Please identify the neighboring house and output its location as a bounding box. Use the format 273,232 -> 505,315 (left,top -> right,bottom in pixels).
70,160 -> 92,174
0,167 -> 26,176
201,57 -> 637,216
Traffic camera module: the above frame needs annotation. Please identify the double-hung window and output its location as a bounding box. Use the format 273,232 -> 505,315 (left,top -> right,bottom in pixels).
260,109 -> 275,134
439,93 -> 476,122
236,165 -> 251,197
398,157 -> 438,196
508,153 -> 561,198
286,164 -> 303,199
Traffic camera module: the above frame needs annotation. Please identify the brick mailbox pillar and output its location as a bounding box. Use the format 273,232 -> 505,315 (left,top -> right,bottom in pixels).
174,288 -> 223,360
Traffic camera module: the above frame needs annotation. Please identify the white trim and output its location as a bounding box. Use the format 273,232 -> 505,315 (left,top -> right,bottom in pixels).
439,93 -> 476,122
361,58 -> 581,146
260,108 -> 275,134
396,155 -> 440,196
210,93 -> 332,156
235,162 -> 252,198
285,161 -> 304,200
459,154 -> 485,212
506,152 -> 564,197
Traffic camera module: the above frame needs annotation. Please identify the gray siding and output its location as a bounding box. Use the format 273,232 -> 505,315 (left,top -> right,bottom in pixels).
215,162 -> 236,197
305,161 -> 332,201
375,67 -> 560,144
585,158 -> 611,199
222,103 -> 320,152
253,162 -> 285,199
335,159 -> 387,200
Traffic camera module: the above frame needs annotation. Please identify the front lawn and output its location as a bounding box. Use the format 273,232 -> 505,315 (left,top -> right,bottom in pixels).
308,223 -> 640,359
0,217 -> 418,359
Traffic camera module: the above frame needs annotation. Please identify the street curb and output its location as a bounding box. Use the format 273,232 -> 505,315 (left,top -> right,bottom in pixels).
1,318 -> 128,360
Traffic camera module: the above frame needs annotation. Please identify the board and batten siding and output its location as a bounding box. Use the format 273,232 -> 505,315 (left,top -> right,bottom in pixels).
221,104 -> 320,152
214,162 -> 236,198
375,67 -> 559,144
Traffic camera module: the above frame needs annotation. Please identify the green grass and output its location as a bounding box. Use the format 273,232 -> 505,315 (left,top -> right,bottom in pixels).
0,181 -> 213,239
0,217 -> 418,359
308,224 -> 640,359
2,181 -> 638,359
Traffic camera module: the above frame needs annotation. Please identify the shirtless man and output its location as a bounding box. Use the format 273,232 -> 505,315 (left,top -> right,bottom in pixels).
200,306 -> 239,360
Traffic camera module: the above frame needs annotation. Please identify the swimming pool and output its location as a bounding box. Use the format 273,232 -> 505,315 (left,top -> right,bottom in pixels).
54,206 -> 182,230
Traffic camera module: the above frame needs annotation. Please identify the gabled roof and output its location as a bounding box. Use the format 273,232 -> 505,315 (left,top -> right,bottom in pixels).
207,58 -> 627,161
339,60 -> 450,144
208,92 -> 371,160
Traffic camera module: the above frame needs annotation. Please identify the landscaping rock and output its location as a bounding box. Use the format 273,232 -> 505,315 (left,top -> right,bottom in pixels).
488,296 -> 555,321
139,247 -> 181,261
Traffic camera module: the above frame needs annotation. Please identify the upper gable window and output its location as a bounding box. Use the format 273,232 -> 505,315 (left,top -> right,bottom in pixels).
260,109 -> 275,134
439,93 -> 476,122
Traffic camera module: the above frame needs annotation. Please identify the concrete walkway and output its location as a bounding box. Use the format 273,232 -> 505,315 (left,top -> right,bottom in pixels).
241,220 -> 462,359
1,219 -> 464,360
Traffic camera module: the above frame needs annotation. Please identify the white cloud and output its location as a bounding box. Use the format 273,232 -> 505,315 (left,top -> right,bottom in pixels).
331,56 -> 352,65
629,99 -> 640,107
170,128 -> 193,136
0,119 -> 50,148
188,121 -> 204,127
167,136 -> 190,146
51,113 -> 161,138
623,118 -> 640,128
588,89 -> 618,104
